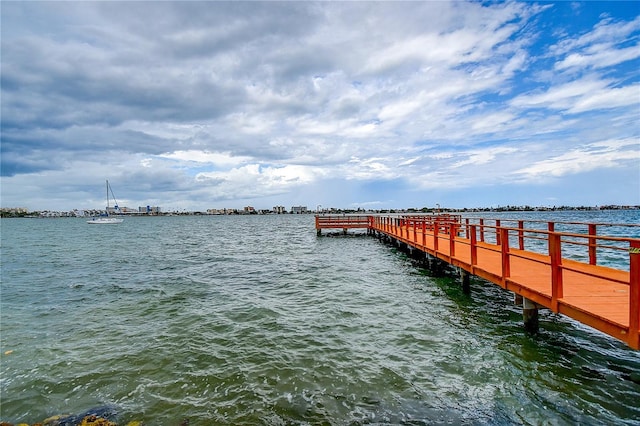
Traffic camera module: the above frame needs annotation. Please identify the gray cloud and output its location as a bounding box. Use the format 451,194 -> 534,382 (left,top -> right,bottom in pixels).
1,1 -> 638,210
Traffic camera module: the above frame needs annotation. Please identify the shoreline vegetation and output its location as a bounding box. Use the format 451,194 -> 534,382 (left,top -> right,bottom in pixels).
1,205 -> 638,218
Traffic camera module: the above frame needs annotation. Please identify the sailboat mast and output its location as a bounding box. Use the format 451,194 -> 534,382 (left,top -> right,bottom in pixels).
106,180 -> 110,210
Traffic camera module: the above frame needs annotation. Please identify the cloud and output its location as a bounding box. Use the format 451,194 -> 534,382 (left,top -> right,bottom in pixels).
159,150 -> 252,168
513,138 -> 640,181
1,2 -> 638,210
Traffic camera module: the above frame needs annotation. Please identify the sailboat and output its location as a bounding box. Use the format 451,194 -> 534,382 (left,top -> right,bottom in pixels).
87,180 -> 124,224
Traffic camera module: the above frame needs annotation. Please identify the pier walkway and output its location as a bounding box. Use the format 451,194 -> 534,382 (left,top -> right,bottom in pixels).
315,214 -> 640,350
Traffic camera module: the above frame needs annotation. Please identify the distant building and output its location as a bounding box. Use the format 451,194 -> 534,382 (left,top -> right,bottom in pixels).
138,206 -> 162,214
273,205 -> 286,214
107,206 -> 136,214
244,206 -> 256,214
291,206 -> 308,214
207,208 -> 240,215
0,207 -> 28,214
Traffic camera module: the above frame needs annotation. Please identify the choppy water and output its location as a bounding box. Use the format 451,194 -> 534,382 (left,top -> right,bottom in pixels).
1,212 -> 639,425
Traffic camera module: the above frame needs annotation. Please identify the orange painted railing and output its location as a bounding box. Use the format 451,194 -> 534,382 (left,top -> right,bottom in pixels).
316,214 -> 640,349
315,215 -> 372,230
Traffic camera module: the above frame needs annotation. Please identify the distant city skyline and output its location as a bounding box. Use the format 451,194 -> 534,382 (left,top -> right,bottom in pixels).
2,2 -> 639,211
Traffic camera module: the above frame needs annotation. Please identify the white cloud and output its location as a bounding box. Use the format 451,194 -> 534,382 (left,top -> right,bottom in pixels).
159,150 -> 252,168
194,163 -> 324,200
568,83 -> 640,113
513,138 -> 640,180
555,42 -> 640,70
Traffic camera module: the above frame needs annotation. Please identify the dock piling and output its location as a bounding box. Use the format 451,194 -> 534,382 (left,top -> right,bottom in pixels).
514,293 -> 523,305
523,297 -> 539,333
460,269 -> 470,294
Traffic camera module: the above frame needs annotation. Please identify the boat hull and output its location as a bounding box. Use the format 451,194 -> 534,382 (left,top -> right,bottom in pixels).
87,218 -> 124,224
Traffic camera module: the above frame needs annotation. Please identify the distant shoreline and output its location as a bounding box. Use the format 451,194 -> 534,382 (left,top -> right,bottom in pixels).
2,205 -> 639,219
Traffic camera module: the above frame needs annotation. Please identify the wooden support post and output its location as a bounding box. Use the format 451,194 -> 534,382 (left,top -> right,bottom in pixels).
470,224 -> 477,267
523,297 -> 539,333
424,254 -> 432,270
496,219 -> 501,246
549,232 -> 563,313
629,240 -> 640,350
514,293 -> 523,305
588,224 -> 597,265
479,219 -> 485,242
431,257 -> 446,277
433,220 -> 439,251
317,229 -> 322,236
500,227 -> 510,284
412,219 -> 417,244
343,228 -> 347,235
449,223 -> 456,258
460,268 -> 470,295
518,220 -> 524,250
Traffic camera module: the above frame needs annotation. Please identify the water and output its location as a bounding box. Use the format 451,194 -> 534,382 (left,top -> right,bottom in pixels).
1,212 -> 639,425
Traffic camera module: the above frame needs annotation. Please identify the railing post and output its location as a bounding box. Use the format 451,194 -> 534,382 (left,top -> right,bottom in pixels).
465,218 -> 470,239
413,219 -> 417,244
422,220 -> 426,248
629,240 -> 640,349
405,218 -> 409,241
449,223 -> 456,258
434,220 -> 439,251
588,224 -> 597,265
518,220 -> 524,250
501,228 -> 510,282
470,225 -> 477,266
404,218 -> 408,240
549,232 -> 563,313
496,220 -> 501,246
479,219 -> 485,242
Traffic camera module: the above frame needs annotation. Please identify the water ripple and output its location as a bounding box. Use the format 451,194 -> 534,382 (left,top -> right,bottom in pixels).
1,214 -> 639,425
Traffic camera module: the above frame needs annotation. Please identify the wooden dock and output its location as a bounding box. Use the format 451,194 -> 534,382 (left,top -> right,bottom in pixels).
315,214 -> 640,350
315,215 -> 372,235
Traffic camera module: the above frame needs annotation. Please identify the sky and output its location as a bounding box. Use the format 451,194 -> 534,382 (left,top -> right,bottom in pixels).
1,1 -> 639,212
